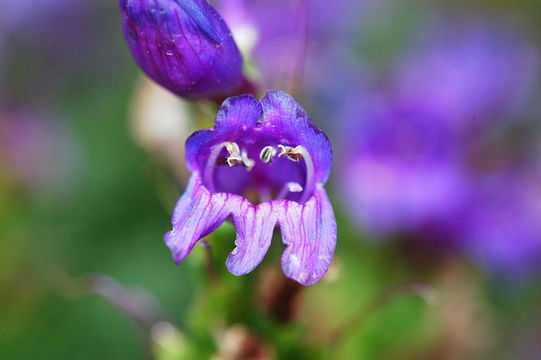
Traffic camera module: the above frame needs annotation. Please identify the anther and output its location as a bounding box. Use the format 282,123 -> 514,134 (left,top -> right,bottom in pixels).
277,145 -> 315,203
278,145 -> 304,162
224,142 -> 242,167
259,146 -> 277,163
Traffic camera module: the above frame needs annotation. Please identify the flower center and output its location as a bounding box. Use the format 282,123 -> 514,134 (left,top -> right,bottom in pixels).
203,141 -> 315,204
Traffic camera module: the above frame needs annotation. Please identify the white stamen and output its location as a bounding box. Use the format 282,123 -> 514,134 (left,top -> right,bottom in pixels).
241,150 -> 255,171
204,142 -> 256,191
277,144 -> 304,162
297,146 -> 315,203
276,182 -> 303,200
287,182 -> 303,192
259,146 -> 277,163
205,142 -> 315,204
225,142 -> 242,167
277,144 -> 314,203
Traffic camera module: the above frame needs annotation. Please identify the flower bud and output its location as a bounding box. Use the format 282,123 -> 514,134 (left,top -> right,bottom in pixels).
120,0 -> 244,99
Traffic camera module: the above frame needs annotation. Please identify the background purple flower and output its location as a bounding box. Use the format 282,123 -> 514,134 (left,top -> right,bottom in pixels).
217,0 -> 374,90
394,20 -> 539,127
339,97 -> 468,236
464,170 -> 541,280
337,19 -> 541,279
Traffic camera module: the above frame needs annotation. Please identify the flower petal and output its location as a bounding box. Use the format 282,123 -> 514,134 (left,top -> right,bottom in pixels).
260,90 -> 333,184
176,0 -> 221,43
214,94 -> 263,132
164,173 -> 232,263
185,95 -> 263,172
279,187 -> 337,286
226,201 -> 279,275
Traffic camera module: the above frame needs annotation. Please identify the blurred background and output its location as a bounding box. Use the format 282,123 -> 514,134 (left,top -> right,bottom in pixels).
1,0 -> 541,359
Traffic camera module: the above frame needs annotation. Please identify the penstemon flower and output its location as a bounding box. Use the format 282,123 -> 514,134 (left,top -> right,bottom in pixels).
120,0 -> 244,99
164,90 -> 336,286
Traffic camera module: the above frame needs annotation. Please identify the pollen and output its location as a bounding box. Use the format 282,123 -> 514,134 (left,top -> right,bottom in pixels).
278,145 -> 305,162
259,146 -> 277,163
224,142 -> 242,167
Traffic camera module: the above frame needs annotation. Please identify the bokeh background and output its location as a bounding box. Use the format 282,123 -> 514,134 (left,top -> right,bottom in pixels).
1,0 -> 541,359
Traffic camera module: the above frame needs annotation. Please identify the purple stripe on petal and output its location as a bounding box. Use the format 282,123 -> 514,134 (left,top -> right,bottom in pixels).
164,173 -> 232,263
226,201 -> 279,275
279,187 -> 337,286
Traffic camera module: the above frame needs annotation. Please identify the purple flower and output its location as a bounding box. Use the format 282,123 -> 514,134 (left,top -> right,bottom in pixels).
120,0 -> 244,99
463,169 -> 541,281
338,99 -> 468,237
336,20 -> 541,279
338,21 -> 539,238
217,0 -> 373,89
164,90 -> 336,285
394,21 -> 538,126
